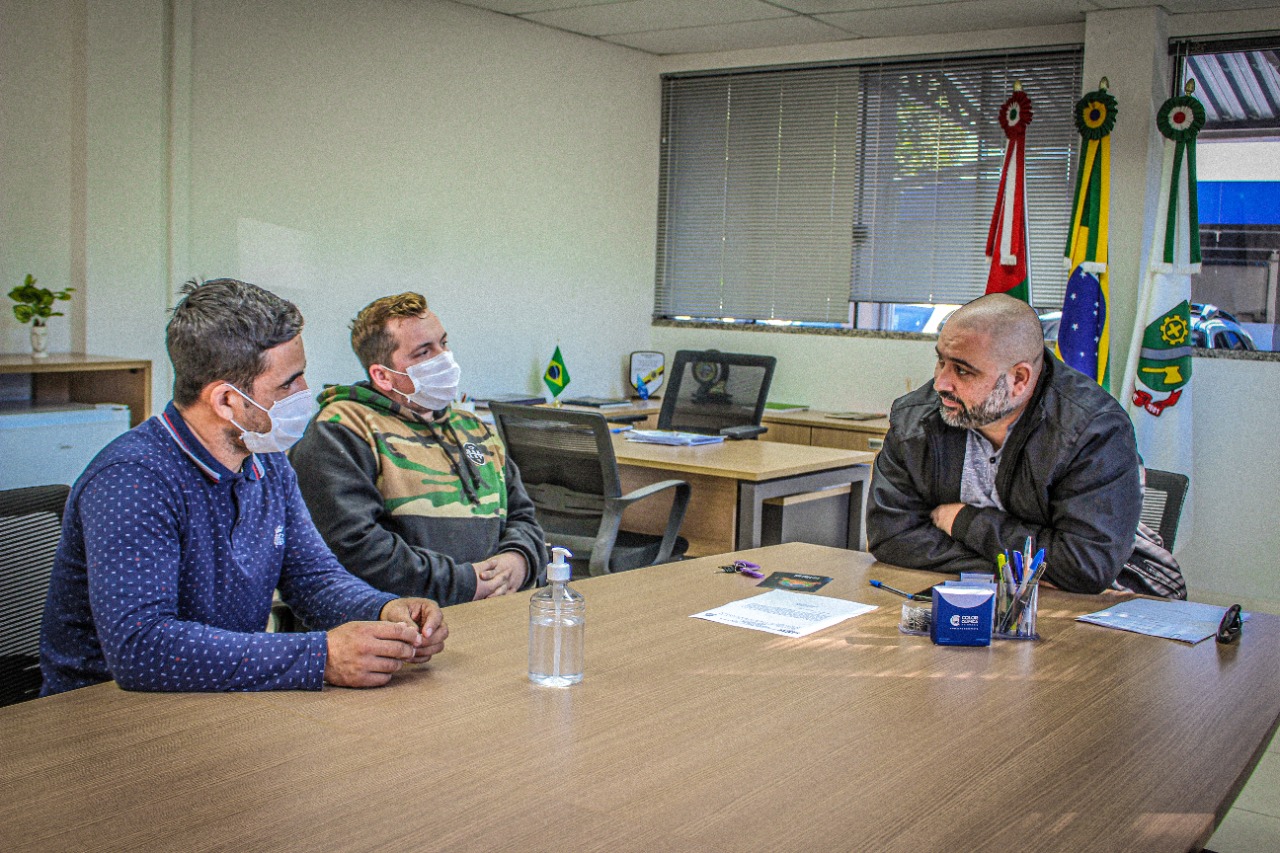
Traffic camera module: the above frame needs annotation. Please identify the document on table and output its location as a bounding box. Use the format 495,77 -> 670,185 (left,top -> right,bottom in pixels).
1077,598 -> 1249,644
628,430 -> 725,446
692,590 -> 876,637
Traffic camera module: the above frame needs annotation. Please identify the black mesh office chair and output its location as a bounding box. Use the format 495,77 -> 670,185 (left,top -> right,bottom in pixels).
1140,468 -> 1189,550
657,350 -> 776,438
0,484 -> 70,707
490,403 -> 690,578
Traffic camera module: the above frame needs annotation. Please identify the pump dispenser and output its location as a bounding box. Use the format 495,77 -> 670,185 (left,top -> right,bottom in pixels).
528,547 -> 585,686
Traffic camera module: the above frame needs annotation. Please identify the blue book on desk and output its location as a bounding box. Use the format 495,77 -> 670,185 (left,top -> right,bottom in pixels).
627,430 -> 725,446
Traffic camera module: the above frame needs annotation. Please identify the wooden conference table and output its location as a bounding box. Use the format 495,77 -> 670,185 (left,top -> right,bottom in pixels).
3,543 -> 1276,852
611,434 -> 874,555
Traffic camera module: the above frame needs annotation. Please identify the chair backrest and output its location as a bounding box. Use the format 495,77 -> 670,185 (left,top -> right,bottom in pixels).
489,403 -> 619,538
0,484 -> 70,707
658,350 -> 776,434
1140,468 -> 1189,551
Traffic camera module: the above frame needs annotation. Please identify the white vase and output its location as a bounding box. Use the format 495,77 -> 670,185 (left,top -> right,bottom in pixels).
30,323 -> 49,358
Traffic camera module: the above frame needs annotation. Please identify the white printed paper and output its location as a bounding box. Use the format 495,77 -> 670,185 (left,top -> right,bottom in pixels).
691,590 -> 876,637
1077,598 -> 1248,644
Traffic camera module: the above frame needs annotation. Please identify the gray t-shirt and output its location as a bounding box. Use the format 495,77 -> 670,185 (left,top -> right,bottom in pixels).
960,428 -> 1006,510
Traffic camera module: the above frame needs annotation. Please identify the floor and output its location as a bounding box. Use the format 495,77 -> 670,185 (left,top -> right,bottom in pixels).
1207,730 -> 1280,852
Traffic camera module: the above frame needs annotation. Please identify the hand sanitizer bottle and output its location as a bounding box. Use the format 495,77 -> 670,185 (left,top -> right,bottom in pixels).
528,547 -> 584,687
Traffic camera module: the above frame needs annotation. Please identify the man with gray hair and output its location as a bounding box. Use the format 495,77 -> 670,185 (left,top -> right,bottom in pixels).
40,278 -> 448,696
866,293 -> 1144,594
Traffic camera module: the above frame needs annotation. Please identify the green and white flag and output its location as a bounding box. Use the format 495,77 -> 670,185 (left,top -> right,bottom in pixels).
1121,91 -> 1204,484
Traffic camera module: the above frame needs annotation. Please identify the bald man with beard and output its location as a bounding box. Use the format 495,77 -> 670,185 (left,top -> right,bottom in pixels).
866,294 -> 1143,594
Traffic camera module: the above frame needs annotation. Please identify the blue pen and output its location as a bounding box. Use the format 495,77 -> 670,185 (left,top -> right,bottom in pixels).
1029,547 -> 1045,576
1012,549 -> 1024,584
611,425 -> 633,434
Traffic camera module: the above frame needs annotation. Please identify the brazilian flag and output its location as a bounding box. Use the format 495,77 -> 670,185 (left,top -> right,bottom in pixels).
543,346 -> 570,399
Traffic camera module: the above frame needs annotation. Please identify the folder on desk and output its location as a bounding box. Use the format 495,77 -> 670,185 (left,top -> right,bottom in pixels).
563,396 -> 632,410
627,430 -> 725,446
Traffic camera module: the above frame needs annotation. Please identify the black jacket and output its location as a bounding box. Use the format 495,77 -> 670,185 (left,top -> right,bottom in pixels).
866,351 -> 1142,594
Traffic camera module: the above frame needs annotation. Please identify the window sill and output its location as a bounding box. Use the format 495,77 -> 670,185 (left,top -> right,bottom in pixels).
651,318 -> 1280,360
650,317 -> 935,342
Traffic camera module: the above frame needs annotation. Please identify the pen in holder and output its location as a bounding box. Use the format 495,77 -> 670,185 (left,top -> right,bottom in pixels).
994,540 -> 1045,641
995,580 -> 1039,640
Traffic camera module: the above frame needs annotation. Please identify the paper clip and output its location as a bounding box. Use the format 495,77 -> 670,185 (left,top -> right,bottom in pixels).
718,560 -> 764,579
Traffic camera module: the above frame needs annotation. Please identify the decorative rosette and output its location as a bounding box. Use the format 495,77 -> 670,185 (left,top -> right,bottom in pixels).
1075,89 -> 1118,139
998,91 -> 1033,140
1156,95 -> 1205,142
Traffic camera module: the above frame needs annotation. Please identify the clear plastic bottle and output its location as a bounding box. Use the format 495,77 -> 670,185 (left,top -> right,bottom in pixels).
528,547 -> 584,687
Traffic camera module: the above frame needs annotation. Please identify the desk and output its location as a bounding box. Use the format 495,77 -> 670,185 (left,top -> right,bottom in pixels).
2,543 -> 1276,852
760,409 -> 892,453
613,436 -> 874,555
0,353 -> 152,427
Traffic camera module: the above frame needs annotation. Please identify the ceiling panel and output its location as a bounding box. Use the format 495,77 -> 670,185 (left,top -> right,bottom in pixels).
817,0 -> 1094,40
450,0 -> 633,15
603,15 -> 854,55
522,0 -> 790,38
446,0 -> 1276,56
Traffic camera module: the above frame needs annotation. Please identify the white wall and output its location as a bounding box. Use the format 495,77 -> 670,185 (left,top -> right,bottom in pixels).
2,0 -> 660,407
181,0 -> 660,400
1,0 -> 79,355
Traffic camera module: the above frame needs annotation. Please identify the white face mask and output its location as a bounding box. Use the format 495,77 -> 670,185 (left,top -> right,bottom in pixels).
385,351 -> 461,411
227,385 -> 318,454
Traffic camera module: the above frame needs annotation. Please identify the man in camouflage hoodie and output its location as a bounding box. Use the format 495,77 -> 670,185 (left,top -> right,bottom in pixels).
290,293 -> 546,605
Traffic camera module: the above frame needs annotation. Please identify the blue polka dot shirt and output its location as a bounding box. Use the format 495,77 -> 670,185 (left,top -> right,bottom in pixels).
39,401 -> 396,695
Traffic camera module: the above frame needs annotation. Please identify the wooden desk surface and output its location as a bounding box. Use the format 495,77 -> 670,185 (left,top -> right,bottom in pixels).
0,352 -> 151,373
763,409 -> 892,434
614,434 -> 874,481
3,543 -> 1276,852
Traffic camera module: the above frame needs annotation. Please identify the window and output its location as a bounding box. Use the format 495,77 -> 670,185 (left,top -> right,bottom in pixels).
1175,36 -> 1280,351
654,49 -> 1083,328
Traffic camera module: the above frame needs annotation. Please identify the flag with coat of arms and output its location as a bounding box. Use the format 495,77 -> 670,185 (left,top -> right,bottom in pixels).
543,345 -> 570,400
984,86 -> 1034,303
1120,85 -> 1204,480
1057,82 -> 1117,390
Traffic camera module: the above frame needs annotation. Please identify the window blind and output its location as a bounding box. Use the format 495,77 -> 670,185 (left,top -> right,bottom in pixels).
655,67 -> 861,323
850,50 -> 1082,310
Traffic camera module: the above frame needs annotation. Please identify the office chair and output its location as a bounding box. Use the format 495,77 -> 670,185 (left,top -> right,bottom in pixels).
657,350 -> 776,438
1140,468 -> 1189,550
490,403 -> 691,578
0,484 -> 70,707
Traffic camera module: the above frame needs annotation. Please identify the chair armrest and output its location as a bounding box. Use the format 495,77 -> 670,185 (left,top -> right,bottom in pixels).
616,479 -> 688,507
612,479 -> 691,565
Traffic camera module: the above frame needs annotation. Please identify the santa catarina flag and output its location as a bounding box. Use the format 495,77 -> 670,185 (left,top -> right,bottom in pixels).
1121,91 -> 1204,478
1057,85 -> 1117,390
985,89 -> 1033,303
543,346 -> 570,399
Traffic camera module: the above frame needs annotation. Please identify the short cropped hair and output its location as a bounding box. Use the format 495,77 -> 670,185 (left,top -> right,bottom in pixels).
350,292 -> 430,373
167,278 -> 304,408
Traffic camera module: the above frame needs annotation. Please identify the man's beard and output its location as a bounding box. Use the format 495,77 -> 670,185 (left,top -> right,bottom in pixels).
939,373 -> 1016,429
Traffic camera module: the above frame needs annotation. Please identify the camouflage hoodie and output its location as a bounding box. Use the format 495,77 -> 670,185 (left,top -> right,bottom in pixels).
289,382 -> 546,605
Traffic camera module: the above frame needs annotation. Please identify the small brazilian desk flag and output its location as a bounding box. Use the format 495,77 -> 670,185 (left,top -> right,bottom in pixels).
1057,84 -> 1117,390
543,346 -> 570,399
1121,88 -> 1204,479
985,87 -> 1033,303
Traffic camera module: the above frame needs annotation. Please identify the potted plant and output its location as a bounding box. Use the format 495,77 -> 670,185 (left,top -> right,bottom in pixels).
9,274 -> 74,358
